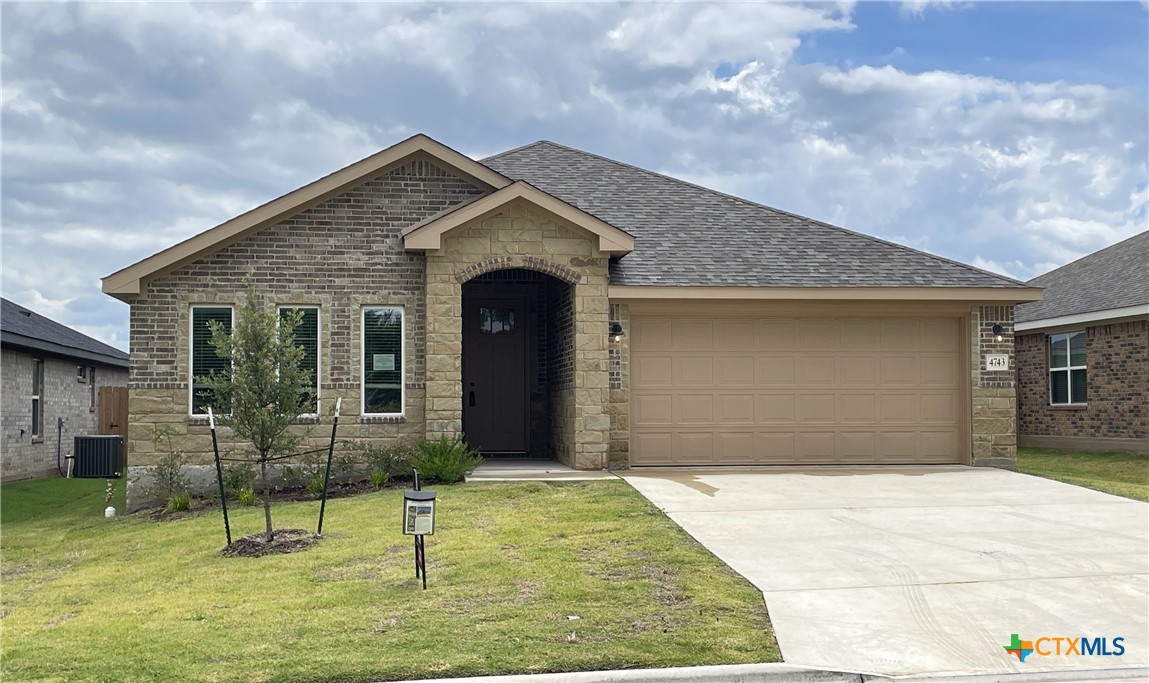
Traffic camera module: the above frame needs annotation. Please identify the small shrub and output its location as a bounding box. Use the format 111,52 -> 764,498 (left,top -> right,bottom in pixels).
306,474 -> 326,498
358,440 -> 416,481
152,425 -> 189,501
165,492 -> 191,512
223,462 -> 256,495
238,487 -> 256,507
413,435 -> 481,484
369,469 -> 389,489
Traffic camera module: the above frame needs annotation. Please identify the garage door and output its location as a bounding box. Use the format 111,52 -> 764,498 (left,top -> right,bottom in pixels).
629,315 -> 965,465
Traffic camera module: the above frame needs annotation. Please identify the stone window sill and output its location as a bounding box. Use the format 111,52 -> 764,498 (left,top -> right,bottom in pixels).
1049,404 -> 1088,411
360,415 -> 406,424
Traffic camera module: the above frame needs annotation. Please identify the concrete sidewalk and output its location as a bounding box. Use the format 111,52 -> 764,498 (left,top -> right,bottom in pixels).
466,458 -> 617,482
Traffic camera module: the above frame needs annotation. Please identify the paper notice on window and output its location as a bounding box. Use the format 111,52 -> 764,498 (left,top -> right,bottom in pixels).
373,354 -> 395,372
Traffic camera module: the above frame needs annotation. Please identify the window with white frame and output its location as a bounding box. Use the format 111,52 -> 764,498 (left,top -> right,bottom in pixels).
89,366 -> 97,411
362,307 -> 404,416
190,306 -> 233,414
279,306 -> 320,414
31,358 -> 44,437
1049,331 -> 1087,405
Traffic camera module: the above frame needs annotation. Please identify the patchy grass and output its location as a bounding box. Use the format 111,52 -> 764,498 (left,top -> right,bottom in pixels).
0,477 -> 778,682
1017,448 -> 1149,502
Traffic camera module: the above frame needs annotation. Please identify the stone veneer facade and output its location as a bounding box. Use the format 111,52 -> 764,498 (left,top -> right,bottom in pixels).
971,305 -> 1017,468
422,200 -> 611,469
1016,319 -> 1148,453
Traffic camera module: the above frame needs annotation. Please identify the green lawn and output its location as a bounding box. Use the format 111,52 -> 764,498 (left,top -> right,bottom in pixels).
1016,448 -> 1149,502
0,478 -> 778,683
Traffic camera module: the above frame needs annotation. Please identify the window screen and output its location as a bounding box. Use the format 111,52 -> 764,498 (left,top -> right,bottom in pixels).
281,307 -> 319,413
191,307 -> 232,414
363,307 -> 403,415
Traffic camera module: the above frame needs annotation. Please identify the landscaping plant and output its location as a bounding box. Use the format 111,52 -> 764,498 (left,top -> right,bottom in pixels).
413,435 -> 482,484
152,425 -> 189,505
238,487 -> 256,507
196,283 -> 315,541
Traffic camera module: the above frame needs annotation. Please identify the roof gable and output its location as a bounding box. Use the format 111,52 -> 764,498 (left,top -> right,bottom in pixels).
102,134 -> 512,300
1,298 -> 129,367
1016,231 -> 1148,324
402,181 -> 634,256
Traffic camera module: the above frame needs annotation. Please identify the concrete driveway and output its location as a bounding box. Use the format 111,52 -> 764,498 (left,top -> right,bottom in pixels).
621,467 -> 1148,677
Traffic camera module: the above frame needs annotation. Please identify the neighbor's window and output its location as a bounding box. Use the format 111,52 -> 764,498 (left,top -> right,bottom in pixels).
89,366 -> 97,411
1049,331 -> 1087,405
279,306 -> 320,414
362,307 -> 404,416
31,358 -> 44,437
77,365 -> 87,382
190,306 -> 233,414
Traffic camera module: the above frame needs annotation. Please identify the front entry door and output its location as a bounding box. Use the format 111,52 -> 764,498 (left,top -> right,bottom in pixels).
462,294 -> 528,454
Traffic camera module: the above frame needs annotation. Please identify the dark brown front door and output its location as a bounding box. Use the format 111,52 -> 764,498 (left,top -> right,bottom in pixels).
462,293 -> 528,454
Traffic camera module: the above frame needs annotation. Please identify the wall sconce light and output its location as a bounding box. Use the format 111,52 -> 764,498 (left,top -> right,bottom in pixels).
991,323 -> 1004,343
609,322 -> 625,342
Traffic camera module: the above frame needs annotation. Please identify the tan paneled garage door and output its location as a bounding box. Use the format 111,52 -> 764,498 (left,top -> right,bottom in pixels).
630,315 -> 965,465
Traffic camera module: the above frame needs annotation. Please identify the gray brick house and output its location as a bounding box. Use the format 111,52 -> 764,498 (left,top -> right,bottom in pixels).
1,298 -> 129,482
102,134 -> 1041,498
1016,231 -> 1148,454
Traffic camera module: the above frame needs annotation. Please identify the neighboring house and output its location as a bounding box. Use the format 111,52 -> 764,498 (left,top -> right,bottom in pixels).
1015,232 -> 1148,454
101,134 -> 1040,503
1,298 -> 129,482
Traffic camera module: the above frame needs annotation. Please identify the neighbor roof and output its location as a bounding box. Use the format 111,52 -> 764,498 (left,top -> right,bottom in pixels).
484,141 -> 1030,290
1015,231 -> 1149,324
1,298 -> 129,368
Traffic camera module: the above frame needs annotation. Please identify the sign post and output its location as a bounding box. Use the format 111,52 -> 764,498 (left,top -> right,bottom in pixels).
403,470 -> 436,590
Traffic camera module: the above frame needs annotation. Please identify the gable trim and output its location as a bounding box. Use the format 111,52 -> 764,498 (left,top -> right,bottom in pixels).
101,134 -> 512,300
402,181 -> 634,257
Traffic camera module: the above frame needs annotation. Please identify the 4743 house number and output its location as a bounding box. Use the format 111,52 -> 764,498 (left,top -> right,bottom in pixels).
985,354 -> 1010,371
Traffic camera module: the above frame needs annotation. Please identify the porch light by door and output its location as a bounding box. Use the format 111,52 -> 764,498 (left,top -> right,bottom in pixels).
991,323 -> 1004,342
609,322 -> 625,343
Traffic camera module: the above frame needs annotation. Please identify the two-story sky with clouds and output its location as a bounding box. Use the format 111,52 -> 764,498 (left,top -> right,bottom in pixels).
3,1 -> 1146,352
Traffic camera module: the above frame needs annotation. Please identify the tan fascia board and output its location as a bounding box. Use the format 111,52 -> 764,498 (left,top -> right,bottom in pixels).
403,181 -> 635,257
1015,304 -> 1149,332
608,285 -> 1045,302
101,134 -> 513,300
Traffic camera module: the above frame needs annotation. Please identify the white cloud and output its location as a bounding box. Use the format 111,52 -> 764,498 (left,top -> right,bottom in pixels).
1,2 -> 1145,348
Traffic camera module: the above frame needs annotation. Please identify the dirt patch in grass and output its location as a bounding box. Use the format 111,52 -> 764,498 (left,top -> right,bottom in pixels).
219,528 -> 320,557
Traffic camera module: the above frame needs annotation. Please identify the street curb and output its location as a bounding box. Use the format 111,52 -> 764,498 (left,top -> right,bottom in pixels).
381,663 -> 865,683
876,667 -> 1149,682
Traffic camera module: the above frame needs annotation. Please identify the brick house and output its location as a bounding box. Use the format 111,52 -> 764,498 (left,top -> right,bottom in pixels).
1,298 -> 129,482
1015,231 -> 1148,454
102,134 -> 1041,504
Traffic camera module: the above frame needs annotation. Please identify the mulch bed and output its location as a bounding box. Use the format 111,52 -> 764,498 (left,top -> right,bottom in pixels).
219,528 -> 321,557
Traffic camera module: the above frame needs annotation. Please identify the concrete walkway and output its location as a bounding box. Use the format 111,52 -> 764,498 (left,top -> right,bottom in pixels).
620,467 -> 1148,678
466,458 -> 616,482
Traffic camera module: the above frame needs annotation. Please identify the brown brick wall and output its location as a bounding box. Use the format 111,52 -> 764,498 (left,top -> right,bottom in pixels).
1017,320 -> 1149,440
127,160 -> 485,464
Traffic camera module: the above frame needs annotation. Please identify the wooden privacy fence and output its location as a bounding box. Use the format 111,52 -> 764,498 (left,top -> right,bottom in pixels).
98,386 -> 129,468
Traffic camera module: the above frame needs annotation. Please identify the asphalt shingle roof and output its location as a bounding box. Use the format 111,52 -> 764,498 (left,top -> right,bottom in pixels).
1,298 -> 129,367
1015,231 -> 1148,323
483,141 -> 1028,289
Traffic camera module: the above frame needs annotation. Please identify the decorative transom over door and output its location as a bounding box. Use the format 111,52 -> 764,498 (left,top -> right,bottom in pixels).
462,295 -> 529,454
